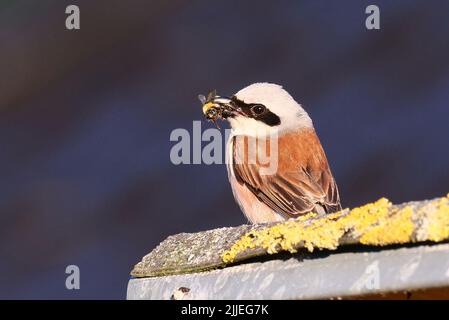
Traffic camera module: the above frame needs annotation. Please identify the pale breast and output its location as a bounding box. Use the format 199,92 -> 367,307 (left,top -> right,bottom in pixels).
226,134 -> 284,223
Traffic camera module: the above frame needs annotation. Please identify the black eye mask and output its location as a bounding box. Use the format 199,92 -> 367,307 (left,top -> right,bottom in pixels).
230,96 -> 281,126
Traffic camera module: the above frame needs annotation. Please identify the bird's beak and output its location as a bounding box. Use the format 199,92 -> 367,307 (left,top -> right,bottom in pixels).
200,94 -> 235,120
202,97 -> 233,114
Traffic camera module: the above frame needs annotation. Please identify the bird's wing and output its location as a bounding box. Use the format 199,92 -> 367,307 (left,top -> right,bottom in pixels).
231,130 -> 341,218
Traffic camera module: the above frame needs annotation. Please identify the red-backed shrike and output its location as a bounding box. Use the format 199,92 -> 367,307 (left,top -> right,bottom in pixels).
201,83 -> 341,224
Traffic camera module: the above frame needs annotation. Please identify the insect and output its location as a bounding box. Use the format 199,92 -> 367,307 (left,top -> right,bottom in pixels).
198,90 -> 223,128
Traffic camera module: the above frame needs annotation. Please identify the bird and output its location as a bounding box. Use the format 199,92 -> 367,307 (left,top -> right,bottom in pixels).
200,83 -> 341,224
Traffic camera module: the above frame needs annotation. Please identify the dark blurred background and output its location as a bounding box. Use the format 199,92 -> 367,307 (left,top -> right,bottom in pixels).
0,0 -> 448,299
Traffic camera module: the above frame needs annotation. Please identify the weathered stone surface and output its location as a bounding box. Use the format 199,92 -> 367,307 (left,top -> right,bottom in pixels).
128,243 -> 449,300
131,195 -> 449,278
131,225 -> 252,277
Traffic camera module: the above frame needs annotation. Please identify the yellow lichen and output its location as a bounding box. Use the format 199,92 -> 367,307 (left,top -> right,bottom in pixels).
222,195 -> 449,264
222,212 -> 345,264
426,197 -> 449,242
338,197 -> 392,237
359,206 -> 414,245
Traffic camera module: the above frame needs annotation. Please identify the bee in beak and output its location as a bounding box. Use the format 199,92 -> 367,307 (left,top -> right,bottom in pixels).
199,90 -> 240,127
202,101 -> 221,121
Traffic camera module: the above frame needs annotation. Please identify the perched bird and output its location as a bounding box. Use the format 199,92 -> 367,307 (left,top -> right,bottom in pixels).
200,83 -> 341,223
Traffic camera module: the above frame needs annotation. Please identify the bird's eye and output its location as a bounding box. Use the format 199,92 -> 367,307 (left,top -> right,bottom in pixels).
251,104 -> 266,115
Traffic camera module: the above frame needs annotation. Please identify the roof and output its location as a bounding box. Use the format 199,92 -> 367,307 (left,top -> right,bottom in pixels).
128,194 -> 449,299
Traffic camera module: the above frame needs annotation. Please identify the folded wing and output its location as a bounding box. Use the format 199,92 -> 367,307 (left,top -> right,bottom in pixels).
231,129 -> 341,218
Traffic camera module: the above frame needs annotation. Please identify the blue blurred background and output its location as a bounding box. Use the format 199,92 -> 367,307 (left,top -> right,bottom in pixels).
0,0 -> 448,299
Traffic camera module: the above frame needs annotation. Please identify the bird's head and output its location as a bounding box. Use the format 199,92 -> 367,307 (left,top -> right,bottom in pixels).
200,83 -> 313,137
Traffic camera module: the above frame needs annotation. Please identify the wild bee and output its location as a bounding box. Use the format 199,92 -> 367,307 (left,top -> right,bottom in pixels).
199,90 -> 224,128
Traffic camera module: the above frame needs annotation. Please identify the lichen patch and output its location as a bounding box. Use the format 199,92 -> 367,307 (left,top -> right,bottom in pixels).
222,196 -> 449,264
